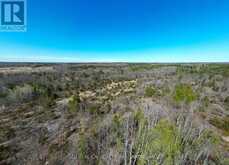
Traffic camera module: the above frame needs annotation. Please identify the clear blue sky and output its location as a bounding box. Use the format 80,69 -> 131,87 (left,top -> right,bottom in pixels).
0,0 -> 229,62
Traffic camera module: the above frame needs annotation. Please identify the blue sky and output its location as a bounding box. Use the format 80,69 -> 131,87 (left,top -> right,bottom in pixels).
0,0 -> 229,62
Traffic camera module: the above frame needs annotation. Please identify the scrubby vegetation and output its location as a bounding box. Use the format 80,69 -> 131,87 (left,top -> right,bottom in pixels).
209,117 -> 229,136
173,84 -> 197,104
144,86 -> 157,97
0,63 -> 228,164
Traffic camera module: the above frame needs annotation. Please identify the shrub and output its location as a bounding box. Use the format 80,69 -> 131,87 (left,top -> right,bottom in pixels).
68,94 -> 80,113
0,145 -> 11,160
209,117 -> 229,136
173,84 -> 197,104
0,86 -> 7,98
88,103 -> 101,115
125,113 -> 220,165
144,86 -> 156,97
0,127 -> 15,143
134,110 -> 145,123
134,119 -> 182,165
78,133 -> 87,164
7,84 -> 33,103
112,113 -> 123,130
224,96 -> 229,110
198,96 -> 210,112
203,96 -> 210,107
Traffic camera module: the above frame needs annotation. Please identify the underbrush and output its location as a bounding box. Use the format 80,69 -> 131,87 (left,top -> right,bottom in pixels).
209,116 -> 229,136
75,110 -> 222,165
173,84 -> 198,104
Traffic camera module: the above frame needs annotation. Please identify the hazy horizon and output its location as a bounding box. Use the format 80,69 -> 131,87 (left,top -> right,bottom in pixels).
0,0 -> 229,62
